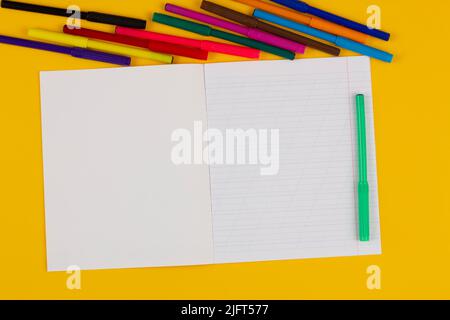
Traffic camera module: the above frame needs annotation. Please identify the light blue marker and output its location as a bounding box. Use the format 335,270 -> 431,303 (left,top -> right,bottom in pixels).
253,9 -> 393,63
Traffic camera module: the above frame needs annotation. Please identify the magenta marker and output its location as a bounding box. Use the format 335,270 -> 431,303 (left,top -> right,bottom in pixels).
165,3 -> 306,54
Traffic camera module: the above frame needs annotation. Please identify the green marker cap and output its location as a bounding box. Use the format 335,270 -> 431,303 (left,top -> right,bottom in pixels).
152,13 -> 212,36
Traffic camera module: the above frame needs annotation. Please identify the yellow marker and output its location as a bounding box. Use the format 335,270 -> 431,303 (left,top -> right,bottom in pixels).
28,29 -> 173,64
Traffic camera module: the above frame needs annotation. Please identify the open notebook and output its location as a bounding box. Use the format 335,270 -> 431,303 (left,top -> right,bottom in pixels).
40,56 -> 381,271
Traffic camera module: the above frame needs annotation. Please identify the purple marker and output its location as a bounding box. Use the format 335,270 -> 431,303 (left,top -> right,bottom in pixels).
0,34 -> 131,66
165,3 -> 306,54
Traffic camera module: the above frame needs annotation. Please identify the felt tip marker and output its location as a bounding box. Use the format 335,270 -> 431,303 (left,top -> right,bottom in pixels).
1,0 -> 146,29
356,94 -> 370,241
253,10 -> 393,63
165,3 -> 305,54
28,28 -> 173,64
271,0 -> 390,41
152,13 -> 295,60
200,0 -> 340,56
0,34 -> 130,65
233,0 -> 368,43
115,27 -> 260,59
63,26 -> 209,61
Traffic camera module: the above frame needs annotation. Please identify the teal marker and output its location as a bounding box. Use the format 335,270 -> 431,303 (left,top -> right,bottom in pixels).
152,13 -> 295,60
356,94 -> 370,242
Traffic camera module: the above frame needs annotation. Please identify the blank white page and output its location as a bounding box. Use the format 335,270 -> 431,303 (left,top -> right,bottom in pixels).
204,57 -> 381,263
40,65 -> 214,271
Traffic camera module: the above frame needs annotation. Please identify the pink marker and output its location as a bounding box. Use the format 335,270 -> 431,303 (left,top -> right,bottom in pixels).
115,27 -> 260,59
165,3 -> 306,54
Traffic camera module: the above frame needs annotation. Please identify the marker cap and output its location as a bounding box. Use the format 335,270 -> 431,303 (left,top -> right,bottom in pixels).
64,26 -> 149,48
115,26 -> 260,59
152,13 -> 212,36
70,47 -> 131,65
84,11 -> 146,29
335,37 -> 393,63
28,28 -> 89,48
201,40 -> 260,59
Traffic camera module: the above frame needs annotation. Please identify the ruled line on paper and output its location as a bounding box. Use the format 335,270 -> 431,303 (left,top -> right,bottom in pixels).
204,57 -> 381,263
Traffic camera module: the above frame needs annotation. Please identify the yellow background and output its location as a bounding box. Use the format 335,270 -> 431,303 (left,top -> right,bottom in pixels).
0,0 -> 449,299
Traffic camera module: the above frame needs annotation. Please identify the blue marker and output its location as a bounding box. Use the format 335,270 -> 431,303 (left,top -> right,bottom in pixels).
270,0 -> 390,41
253,9 -> 393,63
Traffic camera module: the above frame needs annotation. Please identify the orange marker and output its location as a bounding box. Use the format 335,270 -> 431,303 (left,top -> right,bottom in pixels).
233,0 -> 368,43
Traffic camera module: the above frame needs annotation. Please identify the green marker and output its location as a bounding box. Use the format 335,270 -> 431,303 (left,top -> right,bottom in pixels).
152,13 -> 295,60
356,94 -> 370,242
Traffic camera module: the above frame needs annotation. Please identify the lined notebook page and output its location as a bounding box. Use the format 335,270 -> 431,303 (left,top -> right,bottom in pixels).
204,57 -> 381,264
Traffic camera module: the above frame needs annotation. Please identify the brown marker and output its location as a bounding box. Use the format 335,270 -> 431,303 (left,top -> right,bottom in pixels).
200,0 -> 341,56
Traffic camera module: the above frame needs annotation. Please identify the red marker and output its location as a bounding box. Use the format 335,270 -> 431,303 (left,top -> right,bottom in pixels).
115,26 -> 260,59
62,26 -> 209,60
